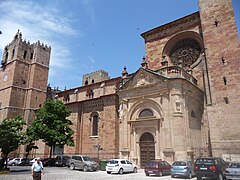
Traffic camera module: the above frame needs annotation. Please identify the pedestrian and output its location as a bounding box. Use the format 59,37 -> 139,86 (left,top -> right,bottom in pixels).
31,157 -> 44,180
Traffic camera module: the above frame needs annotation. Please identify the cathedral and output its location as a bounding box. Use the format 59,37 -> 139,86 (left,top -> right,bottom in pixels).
0,0 -> 239,167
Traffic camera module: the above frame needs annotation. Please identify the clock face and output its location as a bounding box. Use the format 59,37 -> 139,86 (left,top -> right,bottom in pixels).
3,75 -> 8,81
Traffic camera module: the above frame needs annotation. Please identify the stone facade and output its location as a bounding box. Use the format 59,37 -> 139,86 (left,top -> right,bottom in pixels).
1,0 -> 239,166
55,0 -> 239,167
0,30 -> 51,156
198,0 -> 240,158
56,74 -> 121,159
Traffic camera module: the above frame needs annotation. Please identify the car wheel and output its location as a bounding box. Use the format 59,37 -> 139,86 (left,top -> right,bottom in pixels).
218,173 -> 223,180
145,173 -> 149,176
70,163 -> 75,170
119,168 -> 123,175
107,171 -> 111,174
188,172 -> 192,179
83,165 -> 88,172
133,167 -> 137,173
158,171 -> 163,177
196,176 -> 202,180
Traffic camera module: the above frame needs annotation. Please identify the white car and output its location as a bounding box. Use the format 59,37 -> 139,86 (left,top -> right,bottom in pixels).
106,159 -> 137,174
7,158 -> 21,166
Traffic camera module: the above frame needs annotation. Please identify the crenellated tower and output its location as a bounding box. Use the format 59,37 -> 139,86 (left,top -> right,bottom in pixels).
0,30 -> 51,124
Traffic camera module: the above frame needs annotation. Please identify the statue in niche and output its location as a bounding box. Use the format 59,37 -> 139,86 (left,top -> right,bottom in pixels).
118,102 -> 124,122
175,99 -> 181,112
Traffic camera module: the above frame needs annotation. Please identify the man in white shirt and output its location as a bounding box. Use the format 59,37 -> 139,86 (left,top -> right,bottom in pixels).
31,157 -> 44,180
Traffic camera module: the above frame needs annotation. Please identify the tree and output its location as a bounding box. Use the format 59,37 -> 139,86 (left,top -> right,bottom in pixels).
0,117 -> 26,169
24,127 -> 39,158
32,100 -> 74,158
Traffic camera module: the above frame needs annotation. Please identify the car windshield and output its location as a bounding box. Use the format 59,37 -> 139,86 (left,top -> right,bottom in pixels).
229,163 -> 240,168
146,161 -> 157,166
195,159 -> 214,165
108,160 -> 119,164
82,156 -> 92,161
173,161 -> 186,166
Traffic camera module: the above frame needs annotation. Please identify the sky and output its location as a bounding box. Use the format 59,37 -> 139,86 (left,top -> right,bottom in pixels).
0,0 -> 239,90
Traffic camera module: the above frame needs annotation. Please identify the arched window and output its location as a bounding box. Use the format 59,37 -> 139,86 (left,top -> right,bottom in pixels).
92,79 -> 94,84
12,49 -> 15,58
139,109 -> 154,118
92,115 -> 98,136
85,80 -> 88,85
5,51 -> 8,62
23,50 -> 27,59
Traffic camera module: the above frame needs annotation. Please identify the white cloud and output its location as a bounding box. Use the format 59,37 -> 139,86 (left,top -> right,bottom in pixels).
0,0 -> 82,89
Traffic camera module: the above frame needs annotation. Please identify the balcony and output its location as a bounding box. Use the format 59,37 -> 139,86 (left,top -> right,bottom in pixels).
157,66 -> 197,85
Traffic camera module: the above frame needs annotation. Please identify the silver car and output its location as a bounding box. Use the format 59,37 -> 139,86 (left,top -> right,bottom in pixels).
68,155 -> 99,172
225,162 -> 240,180
171,160 -> 195,178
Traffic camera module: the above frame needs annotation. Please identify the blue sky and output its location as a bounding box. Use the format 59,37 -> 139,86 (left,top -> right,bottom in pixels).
0,0 -> 239,90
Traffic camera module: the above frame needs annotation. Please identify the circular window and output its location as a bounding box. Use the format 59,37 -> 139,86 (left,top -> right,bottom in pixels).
170,38 -> 201,68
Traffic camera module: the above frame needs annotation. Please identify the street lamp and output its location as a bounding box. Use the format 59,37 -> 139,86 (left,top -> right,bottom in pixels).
93,144 -> 103,160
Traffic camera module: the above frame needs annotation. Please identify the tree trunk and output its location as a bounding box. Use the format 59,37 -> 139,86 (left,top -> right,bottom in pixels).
50,145 -> 52,158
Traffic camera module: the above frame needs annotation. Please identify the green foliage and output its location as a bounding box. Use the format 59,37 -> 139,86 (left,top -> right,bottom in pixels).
32,100 -> 74,156
0,116 -> 26,155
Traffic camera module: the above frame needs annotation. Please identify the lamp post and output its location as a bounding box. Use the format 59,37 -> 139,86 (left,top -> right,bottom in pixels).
93,144 -> 103,160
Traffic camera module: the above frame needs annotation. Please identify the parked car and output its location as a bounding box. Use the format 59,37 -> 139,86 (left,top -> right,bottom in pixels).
7,158 -> 21,166
171,160 -> 195,178
30,158 -> 36,165
55,155 -> 70,167
19,158 -> 31,166
224,162 -> 240,180
106,159 -> 137,175
144,160 -> 171,176
69,155 -> 99,171
194,157 -> 228,180
41,158 -> 56,167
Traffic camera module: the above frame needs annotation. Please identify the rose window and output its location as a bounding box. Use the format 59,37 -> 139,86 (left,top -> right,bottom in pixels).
170,38 -> 201,68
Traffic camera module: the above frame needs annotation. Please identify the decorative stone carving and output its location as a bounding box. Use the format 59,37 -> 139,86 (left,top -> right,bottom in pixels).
137,74 -> 146,86
170,38 -> 201,68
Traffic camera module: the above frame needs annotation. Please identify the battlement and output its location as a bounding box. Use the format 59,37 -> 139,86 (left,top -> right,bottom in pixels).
1,30 -> 51,67
82,69 -> 110,86
5,30 -> 51,52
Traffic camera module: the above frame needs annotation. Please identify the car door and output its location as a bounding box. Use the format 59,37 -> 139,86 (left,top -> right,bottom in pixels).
77,156 -> 84,169
126,160 -> 133,172
120,160 -> 128,172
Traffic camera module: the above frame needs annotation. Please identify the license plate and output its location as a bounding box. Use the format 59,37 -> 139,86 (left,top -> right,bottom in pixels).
108,168 -> 112,170
148,171 -> 153,173
200,167 -> 207,170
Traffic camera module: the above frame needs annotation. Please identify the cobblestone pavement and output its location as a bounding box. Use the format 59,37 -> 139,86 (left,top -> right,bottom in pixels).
0,166 -> 197,180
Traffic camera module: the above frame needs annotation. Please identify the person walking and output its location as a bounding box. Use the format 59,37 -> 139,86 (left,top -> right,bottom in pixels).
31,157 -> 44,180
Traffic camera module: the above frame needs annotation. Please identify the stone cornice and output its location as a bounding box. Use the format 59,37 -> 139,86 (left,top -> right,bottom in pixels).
141,12 -> 200,41
1,58 -> 49,69
0,85 -> 47,93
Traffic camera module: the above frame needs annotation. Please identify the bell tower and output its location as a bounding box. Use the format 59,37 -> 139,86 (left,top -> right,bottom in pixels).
0,30 -> 51,124
198,0 -> 240,156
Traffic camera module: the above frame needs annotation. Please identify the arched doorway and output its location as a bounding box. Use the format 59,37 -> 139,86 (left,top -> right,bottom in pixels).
140,132 -> 155,168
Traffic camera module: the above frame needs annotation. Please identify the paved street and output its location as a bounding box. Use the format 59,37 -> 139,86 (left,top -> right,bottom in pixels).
0,166 -> 197,180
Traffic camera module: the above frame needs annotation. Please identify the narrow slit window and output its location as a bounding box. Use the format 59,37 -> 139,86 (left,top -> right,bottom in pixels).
23,50 -> 27,59
223,77 -> 227,85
